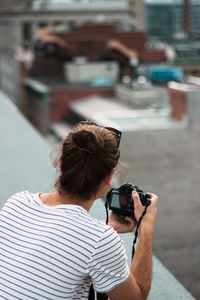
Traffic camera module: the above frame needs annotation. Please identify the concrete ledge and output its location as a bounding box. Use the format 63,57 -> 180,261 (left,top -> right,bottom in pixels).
0,90 -> 54,207
0,90 -> 195,299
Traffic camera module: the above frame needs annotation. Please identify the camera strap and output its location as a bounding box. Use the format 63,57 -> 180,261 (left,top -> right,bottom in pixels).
105,200 -> 148,258
132,205 -> 148,258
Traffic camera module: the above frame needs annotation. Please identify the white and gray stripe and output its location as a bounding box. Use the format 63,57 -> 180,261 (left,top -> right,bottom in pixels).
0,191 -> 130,299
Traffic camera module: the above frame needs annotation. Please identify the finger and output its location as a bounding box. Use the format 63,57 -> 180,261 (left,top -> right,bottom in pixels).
146,192 -> 158,204
132,190 -> 141,205
124,216 -> 137,226
124,217 -> 137,231
146,192 -> 155,198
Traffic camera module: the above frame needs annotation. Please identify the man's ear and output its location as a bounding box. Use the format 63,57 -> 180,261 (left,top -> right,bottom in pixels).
106,168 -> 116,187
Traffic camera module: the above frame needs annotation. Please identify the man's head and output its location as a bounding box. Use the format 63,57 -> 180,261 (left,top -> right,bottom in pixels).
53,121 -> 121,200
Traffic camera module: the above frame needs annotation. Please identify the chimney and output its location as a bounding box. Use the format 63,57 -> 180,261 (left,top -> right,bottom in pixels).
183,0 -> 191,36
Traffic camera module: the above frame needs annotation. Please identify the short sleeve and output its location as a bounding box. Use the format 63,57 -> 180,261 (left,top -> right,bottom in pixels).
88,226 -> 130,293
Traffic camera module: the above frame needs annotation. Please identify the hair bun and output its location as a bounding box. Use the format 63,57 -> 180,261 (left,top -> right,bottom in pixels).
72,129 -> 103,153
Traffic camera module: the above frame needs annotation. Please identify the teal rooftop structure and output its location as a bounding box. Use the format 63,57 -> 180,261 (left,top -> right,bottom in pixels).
0,90 -> 195,300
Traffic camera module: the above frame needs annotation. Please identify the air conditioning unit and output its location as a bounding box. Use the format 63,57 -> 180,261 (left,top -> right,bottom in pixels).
64,61 -> 119,84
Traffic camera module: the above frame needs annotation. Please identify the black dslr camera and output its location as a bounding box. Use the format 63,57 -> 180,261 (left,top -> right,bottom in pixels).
106,183 -> 151,218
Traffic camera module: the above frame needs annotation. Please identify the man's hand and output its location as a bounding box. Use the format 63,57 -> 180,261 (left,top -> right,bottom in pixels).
132,191 -> 158,229
108,211 -> 137,233
108,191 -> 158,233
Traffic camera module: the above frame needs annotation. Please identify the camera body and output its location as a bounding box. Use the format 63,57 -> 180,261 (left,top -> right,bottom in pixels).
106,183 -> 151,218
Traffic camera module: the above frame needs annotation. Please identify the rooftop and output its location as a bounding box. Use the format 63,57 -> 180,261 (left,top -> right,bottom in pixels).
70,95 -> 187,131
0,90 -> 197,299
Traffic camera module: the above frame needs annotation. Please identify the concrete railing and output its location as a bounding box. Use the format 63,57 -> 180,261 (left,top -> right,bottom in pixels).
0,90 -> 195,300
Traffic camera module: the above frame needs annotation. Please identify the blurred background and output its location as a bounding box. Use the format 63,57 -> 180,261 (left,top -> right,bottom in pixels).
0,0 -> 200,298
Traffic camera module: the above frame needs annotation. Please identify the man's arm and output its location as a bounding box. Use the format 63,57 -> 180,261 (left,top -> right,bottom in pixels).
107,191 -> 158,300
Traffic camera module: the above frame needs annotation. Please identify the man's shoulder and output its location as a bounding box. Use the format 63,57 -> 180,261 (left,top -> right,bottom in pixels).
7,190 -> 32,202
80,212 -> 113,238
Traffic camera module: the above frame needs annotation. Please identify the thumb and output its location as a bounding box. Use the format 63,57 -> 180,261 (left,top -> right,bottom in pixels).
132,190 -> 140,204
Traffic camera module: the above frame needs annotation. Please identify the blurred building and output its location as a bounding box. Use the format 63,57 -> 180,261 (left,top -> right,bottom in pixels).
0,0 -> 145,47
145,0 -> 200,41
0,0 -> 145,105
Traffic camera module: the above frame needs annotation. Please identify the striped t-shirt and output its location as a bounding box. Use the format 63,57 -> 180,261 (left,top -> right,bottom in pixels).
0,191 -> 130,299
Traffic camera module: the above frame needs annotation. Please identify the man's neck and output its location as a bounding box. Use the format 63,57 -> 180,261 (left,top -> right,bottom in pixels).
39,191 -> 95,212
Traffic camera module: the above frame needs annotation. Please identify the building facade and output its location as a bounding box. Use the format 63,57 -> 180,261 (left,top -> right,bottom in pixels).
145,0 -> 200,41
0,0 -> 145,104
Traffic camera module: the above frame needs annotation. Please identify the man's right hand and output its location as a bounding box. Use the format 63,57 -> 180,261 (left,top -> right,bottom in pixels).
107,191 -> 158,300
132,191 -> 158,229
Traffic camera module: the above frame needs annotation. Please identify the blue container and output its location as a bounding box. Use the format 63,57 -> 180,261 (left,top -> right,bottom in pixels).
147,65 -> 184,82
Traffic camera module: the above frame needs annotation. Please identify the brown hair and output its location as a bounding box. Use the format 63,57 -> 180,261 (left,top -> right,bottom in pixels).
53,123 -> 120,200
